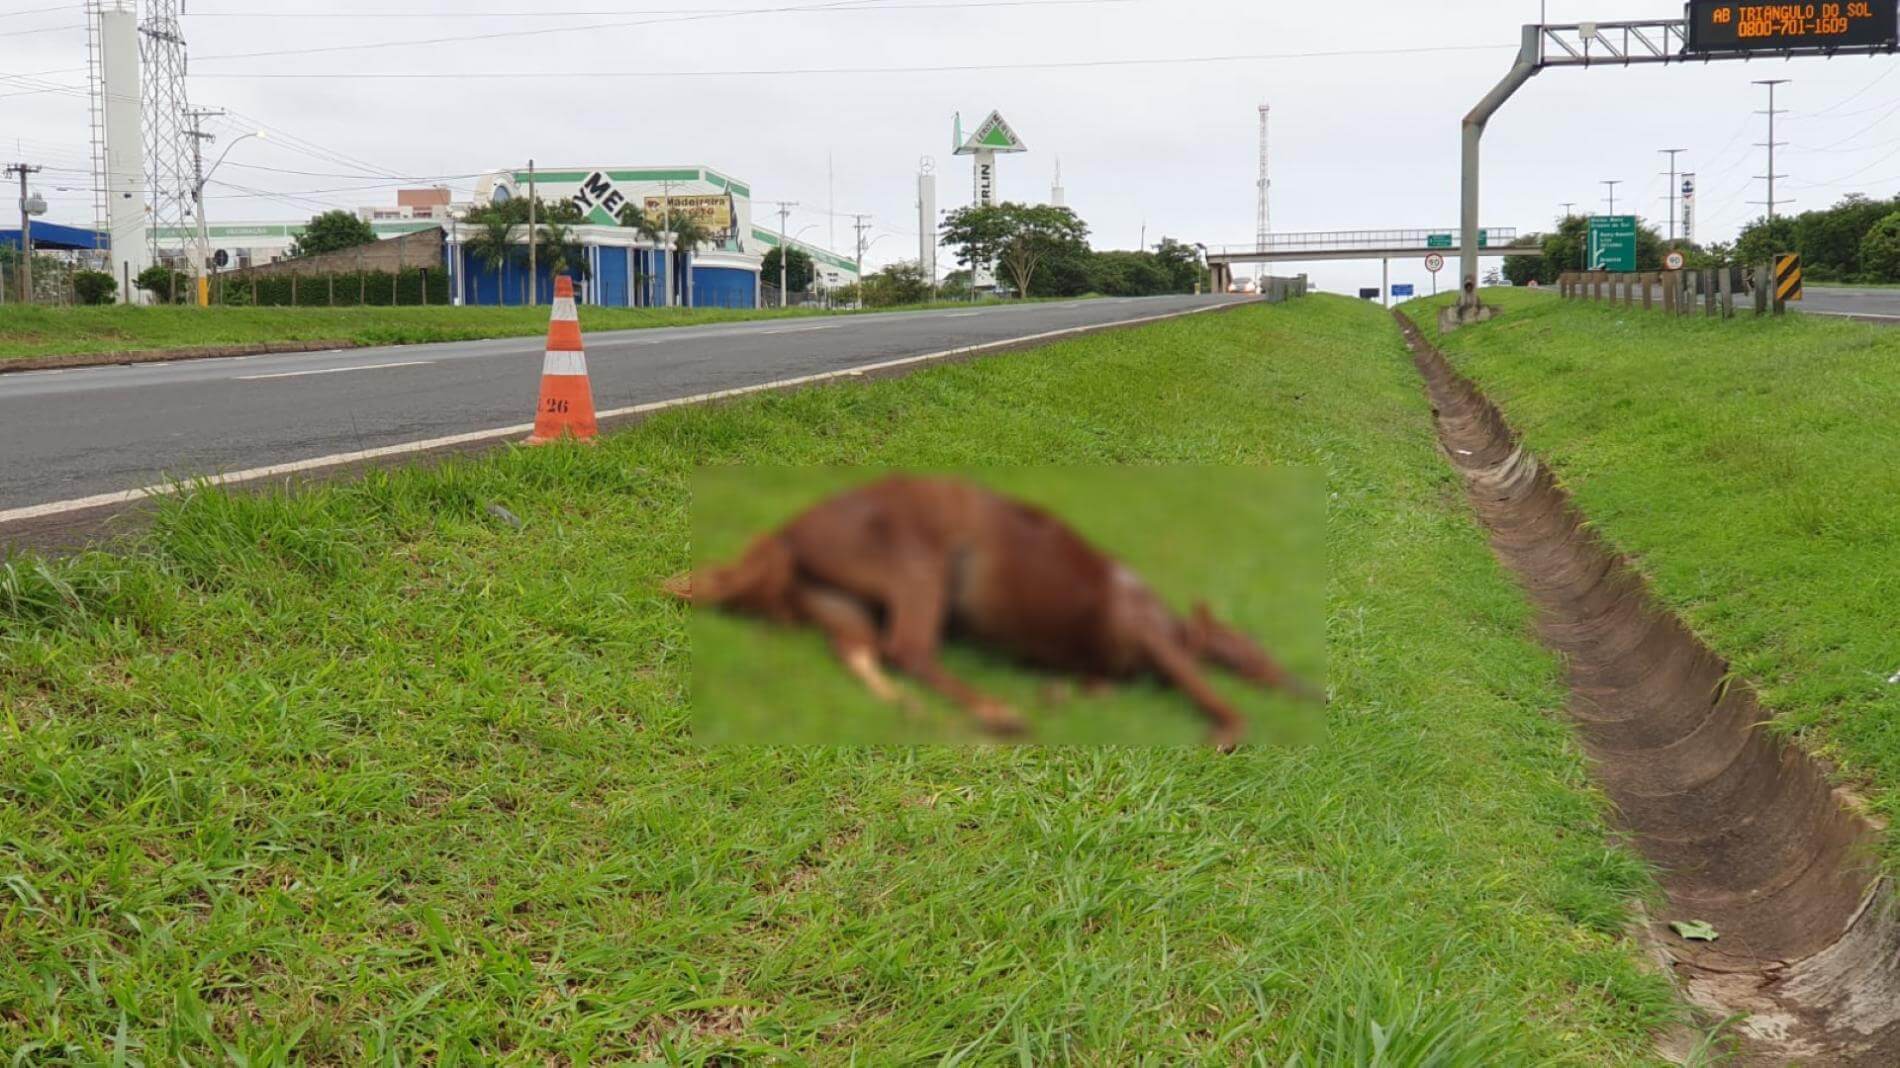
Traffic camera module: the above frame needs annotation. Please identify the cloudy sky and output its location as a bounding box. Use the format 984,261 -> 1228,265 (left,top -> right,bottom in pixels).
5,0 -> 1900,294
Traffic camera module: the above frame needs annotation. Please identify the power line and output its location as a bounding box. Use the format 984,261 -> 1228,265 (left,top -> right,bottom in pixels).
0,4 -> 72,19
191,43 -> 1512,81
189,0 -> 895,65
189,0 -> 1137,17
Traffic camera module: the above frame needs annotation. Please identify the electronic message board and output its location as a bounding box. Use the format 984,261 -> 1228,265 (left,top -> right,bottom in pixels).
1687,1 -> 1899,52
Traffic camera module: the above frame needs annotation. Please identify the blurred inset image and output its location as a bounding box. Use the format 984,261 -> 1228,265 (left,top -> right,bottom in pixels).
673,468 -> 1326,747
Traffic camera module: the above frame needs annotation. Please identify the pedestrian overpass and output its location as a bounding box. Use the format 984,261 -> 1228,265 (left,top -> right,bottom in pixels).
1202,227 -> 1520,293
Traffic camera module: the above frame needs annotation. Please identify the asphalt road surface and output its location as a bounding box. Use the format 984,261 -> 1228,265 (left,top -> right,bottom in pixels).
1798,285 -> 1900,320
0,295 -> 1231,521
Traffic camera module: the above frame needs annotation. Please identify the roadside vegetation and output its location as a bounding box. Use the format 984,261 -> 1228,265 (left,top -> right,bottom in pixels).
0,297 -> 1683,1061
1407,287 -> 1900,860
1503,192 -> 1900,286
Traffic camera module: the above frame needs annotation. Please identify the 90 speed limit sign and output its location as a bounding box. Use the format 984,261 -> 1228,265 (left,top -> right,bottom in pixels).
1665,251 -> 1685,271
1424,252 -> 1445,273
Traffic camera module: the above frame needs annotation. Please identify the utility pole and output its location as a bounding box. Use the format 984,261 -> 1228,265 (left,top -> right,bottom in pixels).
1601,179 -> 1622,217
184,106 -> 223,307
850,213 -> 872,308
660,179 -> 675,308
1658,148 -> 1687,243
1753,79 -> 1791,220
7,163 -> 44,304
768,200 -> 797,308
527,159 -> 537,305
1560,201 -> 1576,221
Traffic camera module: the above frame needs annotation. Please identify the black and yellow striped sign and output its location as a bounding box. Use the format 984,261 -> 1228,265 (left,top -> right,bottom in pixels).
1776,253 -> 1804,303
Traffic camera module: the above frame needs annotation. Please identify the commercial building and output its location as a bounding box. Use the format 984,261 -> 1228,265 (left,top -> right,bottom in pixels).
164,164 -> 859,308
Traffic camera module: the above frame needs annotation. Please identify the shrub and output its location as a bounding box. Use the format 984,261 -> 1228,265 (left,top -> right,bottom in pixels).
1859,211 -> 1900,282
135,265 -> 191,304
72,270 -> 117,305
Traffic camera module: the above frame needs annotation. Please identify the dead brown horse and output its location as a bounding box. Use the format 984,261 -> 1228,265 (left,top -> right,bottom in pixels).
665,475 -> 1321,749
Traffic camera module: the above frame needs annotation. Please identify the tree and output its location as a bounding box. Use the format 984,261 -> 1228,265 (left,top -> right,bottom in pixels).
462,199 -> 528,294
1860,211 -> 1900,281
761,245 -> 815,292
1151,238 -> 1205,292
1502,233 -> 1547,286
532,199 -> 589,295
616,202 -> 663,244
663,212 -> 715,254
862,260 -> 932,307
73,270 -> 117,305
291,209 -> 377,258
136,264 -> 189,304
940,202 -> 1090,298
1087,250 -> 1169,296
1735,214 -> 1801,269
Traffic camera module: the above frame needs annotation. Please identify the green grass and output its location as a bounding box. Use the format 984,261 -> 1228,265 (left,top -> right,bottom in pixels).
688,466 -> 1326,746
1406,287 -> 1900,858
0,298 -> 1061,362
0,297 -> 1683,1062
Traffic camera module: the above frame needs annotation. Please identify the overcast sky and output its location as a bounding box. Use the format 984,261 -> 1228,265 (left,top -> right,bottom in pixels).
6,0 -> 1900,294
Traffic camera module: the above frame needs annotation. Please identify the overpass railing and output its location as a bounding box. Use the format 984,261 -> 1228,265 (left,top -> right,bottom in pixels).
1205,227 -> 1519,257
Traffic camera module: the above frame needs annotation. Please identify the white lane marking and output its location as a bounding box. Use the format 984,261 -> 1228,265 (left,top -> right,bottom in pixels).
237,360 -> 435,381
0,302 -> 1234,526
1808,309 -> 1900,320
942,311 -> 982,318
758,324 -> 843,335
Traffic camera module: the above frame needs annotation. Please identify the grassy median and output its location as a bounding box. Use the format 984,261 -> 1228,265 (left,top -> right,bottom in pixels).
0,297 -> 1681,1062
1408,287 -> 1900,860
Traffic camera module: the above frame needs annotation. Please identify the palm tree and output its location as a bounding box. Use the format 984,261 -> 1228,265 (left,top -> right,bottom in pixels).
616,202 -> 663,244
462,205 -> 522,302
537,216 -> 590,290
666,214 -> 714,255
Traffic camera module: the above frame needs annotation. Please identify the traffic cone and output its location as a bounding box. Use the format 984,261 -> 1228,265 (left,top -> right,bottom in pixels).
524,275 -> 598,445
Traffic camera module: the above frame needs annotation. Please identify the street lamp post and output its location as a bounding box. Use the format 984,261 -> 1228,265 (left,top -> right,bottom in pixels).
193,130 -> 264,307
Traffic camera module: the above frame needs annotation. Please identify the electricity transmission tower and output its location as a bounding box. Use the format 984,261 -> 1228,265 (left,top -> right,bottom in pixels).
141,0 -> 196,266
1753,79 -> 1791,221
1255,103 -> 1271,279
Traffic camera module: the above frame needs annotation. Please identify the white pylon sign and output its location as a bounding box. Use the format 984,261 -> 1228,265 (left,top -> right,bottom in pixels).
952,111 -> 1027,292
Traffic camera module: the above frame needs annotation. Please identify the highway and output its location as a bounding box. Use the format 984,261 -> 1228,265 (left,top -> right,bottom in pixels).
1799,285 -> 1900,321
0,295 -> 1232,526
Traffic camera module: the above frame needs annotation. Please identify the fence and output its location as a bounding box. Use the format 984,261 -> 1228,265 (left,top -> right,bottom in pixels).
0,256 -> 97,307
211,267 -> 449,308
1556,264 -> 1788,318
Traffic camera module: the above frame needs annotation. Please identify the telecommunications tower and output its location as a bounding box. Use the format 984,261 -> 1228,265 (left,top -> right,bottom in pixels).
141,0 -> 197,266
1256,103 -> 1271,279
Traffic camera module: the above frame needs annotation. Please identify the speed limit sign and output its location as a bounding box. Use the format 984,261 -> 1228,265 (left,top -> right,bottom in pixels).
1665,251 -> 1685,270
1424,252 -> 1445,273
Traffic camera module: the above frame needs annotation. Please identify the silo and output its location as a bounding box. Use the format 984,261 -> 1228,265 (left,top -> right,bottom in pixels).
101,3 -> 149,300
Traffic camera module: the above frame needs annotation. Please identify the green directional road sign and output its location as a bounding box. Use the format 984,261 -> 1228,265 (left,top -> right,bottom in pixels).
1427,233 -> 1453,249
1588,215 -> 1638,272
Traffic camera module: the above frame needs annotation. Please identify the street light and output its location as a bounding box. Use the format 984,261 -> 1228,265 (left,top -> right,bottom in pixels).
781,222 -> 819,305
193,130 -> 264,306
447,207 -> 466,306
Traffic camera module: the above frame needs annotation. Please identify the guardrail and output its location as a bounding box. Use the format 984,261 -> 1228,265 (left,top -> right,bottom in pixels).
1556,264 -> 1797,317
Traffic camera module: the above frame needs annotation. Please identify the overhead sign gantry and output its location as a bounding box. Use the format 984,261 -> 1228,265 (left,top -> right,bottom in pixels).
1448,2 -> 1900,328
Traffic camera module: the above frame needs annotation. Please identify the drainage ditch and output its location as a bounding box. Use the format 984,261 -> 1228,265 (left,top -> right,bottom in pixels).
1397,310 -> 1900,1064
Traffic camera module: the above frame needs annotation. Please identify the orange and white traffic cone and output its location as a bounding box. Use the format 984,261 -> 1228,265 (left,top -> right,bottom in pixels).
524,275 -> 598,445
